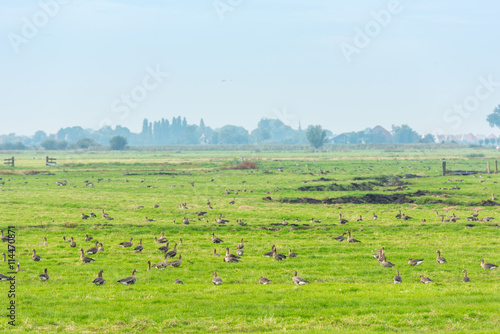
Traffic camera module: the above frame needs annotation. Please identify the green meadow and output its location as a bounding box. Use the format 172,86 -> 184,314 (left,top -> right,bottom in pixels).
0,148 -> 499,333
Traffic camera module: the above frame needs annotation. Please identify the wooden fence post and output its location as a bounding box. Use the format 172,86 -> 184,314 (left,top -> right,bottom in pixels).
442,161 -> 446,176
495,160 -> 498,174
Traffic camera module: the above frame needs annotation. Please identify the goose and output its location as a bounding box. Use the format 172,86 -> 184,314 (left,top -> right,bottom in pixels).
104,216 -> 114,221
174,278 -> 183,284
38,237 -> 48,246
0,230 -> 10,242
196,211 -> 207,216
372,213 -> 378,220
147,261 -> 152,271
259,276 -> 271,284
16,263 -> 26,272
420,274 -> 432,284
98,243 -> 104,252
236,249 -> 244,256
229,197 -> 235,205
213,249 -> 221,257
117,269 -> 137,285
480,259 -> 498,269
211,233 -> 223,243
339,214 -> 348,224
62,236 -> 70,243
153,204 -> 160,208
347,231 -> 361,243
158,242 -> 170,254
92,270 -> 106,285
2,253 -> 5,262
179,238 -> 183,244
356,215 -> 363,222
379,258 -> 395,268
157,232 -> 167,243
145,217 -> 155,222
401,213 -> 412,220
134,239 -> 144,252
441,216 -> 450,223
292,270 -> 308,285
395,210 -> 402,219
435,210 -> 446,218
263,245 -> 276,257
272,248 -> 286,261
224,247 -> 240,262
310,218 -> 321,223
81,213 -> 89,219
165,243 -> 178,259
80,249 -> 95,263
482,216 -> 494,222
374,247 -> 385,261
101,209 -> 109,218
471,210 -> 479,218
32,249 -> 41,261
408,258 -> 424,266
39,268 -> 49,281
167,255 -> 182,268
0,272 -> 13,281
212,272 -> 223,285
119,238 -> 133,247
86,241 -> 99,255
462,270 -> 471,283
436,250 -> 447,264
85,234 -> 93,242
153,255 -> 169,269
69,237 -> 76,248
136,206 -> 144,210
89,212 -> 97,218
182,217 -> 190,225
237,238 -> 244,249
334,233 -> 346,242
393,270 -> 402,284
288,249 -> 297,257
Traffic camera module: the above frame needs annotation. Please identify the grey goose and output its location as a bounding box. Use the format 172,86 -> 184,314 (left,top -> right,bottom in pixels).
408,258 -> 424,266
237,238 -> 244,250
119,238 -> 133,247
80,249 -> 95,263
16,263 -> 26,272
393,270 -> 402,284
85,234 -> 93,242
334,233 -> 346,242
211,233 -> 223,243
259,276 -> 271,284
379,258 -> 395,268
462,270 -> 471,283
98,243 -> 104,252
92,270 -> 106,285
347,231 -> 361,243
174,278 -> 183,284
38,237 -> 48,246
0,230 -> 11,242
32,249 -> 41,261
69,237 -> 76,248
288,249 -> 297,257
0,272 -> 13,281
86,241 -> 99,255
436,250 -> 447,264
420,274 -> 432,284
236,249 -> 244,256
2,253 -> 5,262
39,268 -> 49,281
213,249 -> 221,257
339,214 -> 348,224
212,272 -> 223,285
134,239 -> 144,252
272,248 -> 286,261
158,242 -> 170,254
117,269 -> 137,285
152,255 -> 169,270
480,259 -> 498,269
263,245 -> 276,257
165,243 -> 178,259
167,255 -> 182,268
292,270 -> 308,285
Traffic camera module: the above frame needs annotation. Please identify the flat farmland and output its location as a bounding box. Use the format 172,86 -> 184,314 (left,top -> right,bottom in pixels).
1,149 -> 499,333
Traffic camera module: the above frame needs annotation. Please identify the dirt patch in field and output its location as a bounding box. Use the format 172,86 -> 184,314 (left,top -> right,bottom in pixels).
238,206 -> 256,209
298,182 -> 378,192
278,190 -> 428,205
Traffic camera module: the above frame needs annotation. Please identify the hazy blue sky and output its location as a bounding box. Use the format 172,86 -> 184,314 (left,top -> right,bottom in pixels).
1,0 -> 500,136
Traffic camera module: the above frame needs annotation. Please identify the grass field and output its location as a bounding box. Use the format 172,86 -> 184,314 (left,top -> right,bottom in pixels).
1,148 -> 499,333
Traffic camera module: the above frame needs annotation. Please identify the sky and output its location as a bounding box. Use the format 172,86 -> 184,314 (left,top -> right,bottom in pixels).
1,0 -> 500,137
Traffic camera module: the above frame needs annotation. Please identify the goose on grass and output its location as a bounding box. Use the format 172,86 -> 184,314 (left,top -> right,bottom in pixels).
292,270 -> 308,285
212,272 -> 222,285
117,269 -> 137,285
92,270 -> 106,285
39,268 -> 49,281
